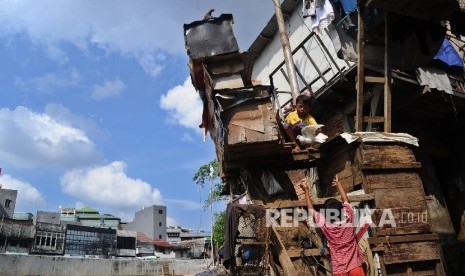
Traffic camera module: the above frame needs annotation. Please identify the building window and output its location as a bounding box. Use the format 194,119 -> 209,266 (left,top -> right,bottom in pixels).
158,210 -> 163,214
159,222 -> 162,227
159,235 -> 162,239
4,199 -> 11,208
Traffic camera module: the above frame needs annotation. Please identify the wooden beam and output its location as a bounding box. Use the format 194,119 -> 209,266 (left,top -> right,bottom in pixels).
383,241 -> 440,264
361,162 -> 422,170
287,248 -> 329,258
365,76 -> 385,84
355,6 -> 365,132
379,253 -> 388,276
362,116 -> 385,123
266,193 -> 375,209
270,225 -> 298,276
368,233 -> 438,245
384,12 -> 392,133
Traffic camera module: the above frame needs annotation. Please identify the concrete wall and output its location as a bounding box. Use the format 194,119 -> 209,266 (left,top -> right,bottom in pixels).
37,211 -> 61,224
125,205 -> 167,241
0,188 -> 17,218
0,254 -> 210,276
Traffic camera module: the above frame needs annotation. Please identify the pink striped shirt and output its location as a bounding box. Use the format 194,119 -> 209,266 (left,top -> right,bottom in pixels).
310,202 -> 365,274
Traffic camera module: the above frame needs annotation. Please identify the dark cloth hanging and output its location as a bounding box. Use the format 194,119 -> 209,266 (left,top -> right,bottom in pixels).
222,204 -> 266,269
448,11 -> 465,37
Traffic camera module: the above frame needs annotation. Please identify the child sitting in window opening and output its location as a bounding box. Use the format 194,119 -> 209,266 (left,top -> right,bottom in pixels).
283,94 -> 319,152
300,175 -> 366,276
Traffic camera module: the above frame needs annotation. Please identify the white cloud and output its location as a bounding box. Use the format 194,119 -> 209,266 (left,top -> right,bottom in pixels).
167,217 -> 180,227
0,106 -> 101,169
31,67 -> 80,93
165,199 -> 202,211
75,201 -> 86,210
0,174 -> 45,211
46,44 -> 69,64
60,161 -> 163,211
160,77 -> 203,131
44,103 -> 105,140
91,78 -> 127,101
181,132 -> 195,142
137,53 -> 165,78
0,1 -> 272,76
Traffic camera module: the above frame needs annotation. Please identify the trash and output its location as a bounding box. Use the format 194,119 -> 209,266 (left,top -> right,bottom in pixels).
297,124 -> 327,145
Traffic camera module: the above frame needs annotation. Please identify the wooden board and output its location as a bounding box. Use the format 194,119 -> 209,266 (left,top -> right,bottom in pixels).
270,225 -> 298,276
373,186 -> 426,208
384,260 -> 440,276
364,170 -> 424,190
382,241 -> 440,265
359,143 -> 418,169
224,100 -> 279,145
369,233 -> 438,245
372,206 -> 431,236
266,194 -> 375,209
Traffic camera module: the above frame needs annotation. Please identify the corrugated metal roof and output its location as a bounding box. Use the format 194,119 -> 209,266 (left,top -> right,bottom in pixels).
137,232 -> 153,243
76,213 -> 120,220
247,0 -> 299,57
154,239 -> 173,248
76,206 -> 99,214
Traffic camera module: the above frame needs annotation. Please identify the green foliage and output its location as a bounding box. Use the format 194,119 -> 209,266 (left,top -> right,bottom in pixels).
193,159 -> 227,208
193,159 -> 219,188
212,211 -> 226,248
193,160 -> 227,249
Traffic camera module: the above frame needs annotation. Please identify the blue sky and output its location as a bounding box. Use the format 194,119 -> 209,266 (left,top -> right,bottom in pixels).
0,1 -> 273,230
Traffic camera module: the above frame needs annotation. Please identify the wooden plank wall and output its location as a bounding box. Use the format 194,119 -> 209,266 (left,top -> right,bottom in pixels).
358,142 -> 445,275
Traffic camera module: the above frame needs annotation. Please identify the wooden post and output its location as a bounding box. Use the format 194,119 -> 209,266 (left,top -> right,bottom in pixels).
379,253 -> 388,276
356,6 -> 365,132
272,0 -> 300,104
384,12 -> 392,133
270,226 -> 298,276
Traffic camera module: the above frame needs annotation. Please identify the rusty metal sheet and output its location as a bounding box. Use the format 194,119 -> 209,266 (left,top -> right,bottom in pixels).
184,14 -> 239,60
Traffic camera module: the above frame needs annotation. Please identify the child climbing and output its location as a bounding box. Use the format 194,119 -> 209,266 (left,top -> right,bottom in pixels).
300,175 -> 366,276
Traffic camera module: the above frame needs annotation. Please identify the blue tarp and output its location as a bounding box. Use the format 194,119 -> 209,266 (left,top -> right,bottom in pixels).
333,0 -> 357,14
433,39 -> 464,68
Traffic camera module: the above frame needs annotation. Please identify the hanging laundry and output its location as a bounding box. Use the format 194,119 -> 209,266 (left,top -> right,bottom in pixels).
303,0 -> 316,18
309,0 -> 335,33
433,39 -> 464,68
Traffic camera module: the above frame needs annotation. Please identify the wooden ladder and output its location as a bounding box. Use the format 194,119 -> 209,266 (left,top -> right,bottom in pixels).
355,6 -> 392,132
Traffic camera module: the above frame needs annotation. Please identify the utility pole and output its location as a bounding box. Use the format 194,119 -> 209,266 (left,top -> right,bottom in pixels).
209,165 -> 214,265
273,0 -> 300,104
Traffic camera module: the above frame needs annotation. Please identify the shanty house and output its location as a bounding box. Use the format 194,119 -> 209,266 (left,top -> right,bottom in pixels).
183,0 -> 465,274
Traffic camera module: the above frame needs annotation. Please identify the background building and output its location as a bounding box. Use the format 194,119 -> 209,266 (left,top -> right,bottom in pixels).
0,186 -> 17,219
64,224 -> 116,257
36,211 -> 60,225
75,207 -> 120,229
167,226 -> 211,259
125,205 -> 166,241
0,187 -> 34,254
135,232 -> 155,257
116,230 -> 136,257
59,206 -> 121,229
